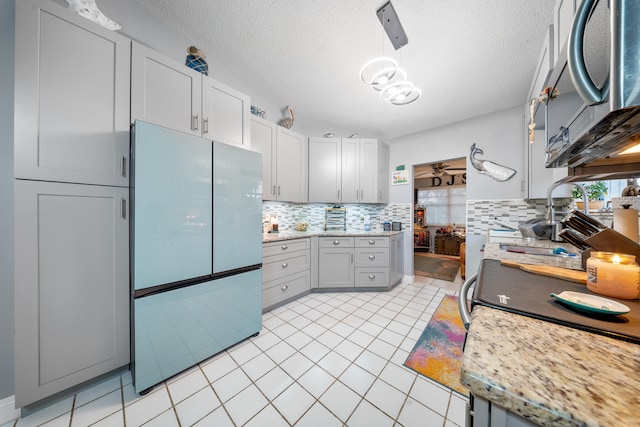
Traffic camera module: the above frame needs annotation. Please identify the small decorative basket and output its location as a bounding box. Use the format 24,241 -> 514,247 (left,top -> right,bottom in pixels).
185,46 -> 208,76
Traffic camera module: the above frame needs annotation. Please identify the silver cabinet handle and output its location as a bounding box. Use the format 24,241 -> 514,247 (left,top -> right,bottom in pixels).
351,253 -> 354,263
368,255 -> 375,260
368,240 -> 375,245
281,262 -> 288,268
369,274 -> 375,280
281,244 -> 288,250
272,185 -> 276,196
277,185 -> 281,195
361,190 -> 364,200
333,240 -> 340,245
203,117 -> 209,134
192,114 -> 199,131
121,197 -> 127,220
337,189 -> 340,200
120,156 -> 127,177
281,285 -> 288,291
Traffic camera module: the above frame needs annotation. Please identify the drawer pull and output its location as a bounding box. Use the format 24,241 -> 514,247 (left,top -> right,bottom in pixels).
281,285 -> 288,291
369,274 -> 376,280
333,240 -> 340,245
281,244 -> 288,250
369,240 -> 375,245
368,255 -> 376,260
281,262 -> 288,268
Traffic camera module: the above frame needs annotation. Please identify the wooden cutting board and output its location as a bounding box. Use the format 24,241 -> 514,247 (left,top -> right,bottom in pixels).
500,260 -> 587,284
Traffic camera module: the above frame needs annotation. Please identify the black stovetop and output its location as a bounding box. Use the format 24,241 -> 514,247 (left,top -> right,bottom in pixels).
472,259 -> 640,344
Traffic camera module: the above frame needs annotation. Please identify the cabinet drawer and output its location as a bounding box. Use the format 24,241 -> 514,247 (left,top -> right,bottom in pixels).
263,250 -> 310,282
355,268 -> 389,288
263,238 -> 310,257
355,237 -> 388,248
318,237 -> 354,248
263,270 -> 311,309
355,248 -> 389,267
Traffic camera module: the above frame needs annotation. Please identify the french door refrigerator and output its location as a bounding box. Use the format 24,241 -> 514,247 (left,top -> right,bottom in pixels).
131,120 -> 262,394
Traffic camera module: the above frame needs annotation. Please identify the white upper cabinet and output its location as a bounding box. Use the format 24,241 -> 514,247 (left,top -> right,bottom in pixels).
14,0 -> 131,187
202,78 -> 250,147
131,42 -> 202,137
553,0 -> 583,66
251,118 -> 276,199
309,138 -> 389,204
132,42 -> 250,147
275,127 -> 308,203
309,137 -> 342,203
251,118 -> 308,202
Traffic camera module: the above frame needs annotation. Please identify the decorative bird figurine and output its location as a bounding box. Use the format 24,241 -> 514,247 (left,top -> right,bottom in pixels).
469,143 -> 516,182
279,106 -> 294,129
65,0 -> 121,30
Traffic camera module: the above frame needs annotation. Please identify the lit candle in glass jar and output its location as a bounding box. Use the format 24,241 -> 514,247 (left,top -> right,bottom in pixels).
586,252 -> 640,299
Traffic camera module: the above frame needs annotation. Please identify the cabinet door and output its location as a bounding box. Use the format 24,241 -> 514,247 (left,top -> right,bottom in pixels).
251,118 -> 277,200
276,127 -> 308,203
378,141 -> 390,203
341,139 -> 360,203
14,180 -> 129,407
308,137 -> 341,203
131,42 -> 202,136
358,139 -> 379,203
318,248 -> 354,288
15,0 -> 130,187
202,77 -> 250,147
390,233 -> 404,285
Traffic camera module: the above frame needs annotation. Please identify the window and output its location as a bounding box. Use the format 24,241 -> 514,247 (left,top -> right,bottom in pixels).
417,187 -> 466,226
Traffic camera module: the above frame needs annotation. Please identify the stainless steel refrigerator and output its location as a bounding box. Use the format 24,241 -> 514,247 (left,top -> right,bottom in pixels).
131,120 -> 262,394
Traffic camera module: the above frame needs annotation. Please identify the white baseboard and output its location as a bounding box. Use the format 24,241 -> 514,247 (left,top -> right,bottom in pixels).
0,395 -> 20,425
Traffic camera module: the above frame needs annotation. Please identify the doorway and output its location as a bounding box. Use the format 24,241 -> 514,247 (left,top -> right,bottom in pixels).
412,158 -> 467,282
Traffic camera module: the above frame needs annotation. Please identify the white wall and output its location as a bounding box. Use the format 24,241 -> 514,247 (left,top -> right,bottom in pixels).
390,106 -> 526,278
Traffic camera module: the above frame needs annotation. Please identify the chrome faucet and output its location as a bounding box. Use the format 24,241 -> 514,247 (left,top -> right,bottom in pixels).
546,181 -> 588,241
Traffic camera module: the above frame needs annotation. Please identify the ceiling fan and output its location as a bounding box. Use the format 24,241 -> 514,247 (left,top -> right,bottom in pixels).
430,162 -> 466,176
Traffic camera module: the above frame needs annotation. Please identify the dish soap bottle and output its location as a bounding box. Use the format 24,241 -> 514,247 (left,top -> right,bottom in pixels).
364,215 -> 371,232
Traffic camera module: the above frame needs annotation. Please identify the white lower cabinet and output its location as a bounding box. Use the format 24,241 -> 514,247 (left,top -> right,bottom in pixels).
14,180 -> 129,407
470,395 -> 539,427
262,238 -> 311,310
318,237 -> 355,288
318,235 -> 403,289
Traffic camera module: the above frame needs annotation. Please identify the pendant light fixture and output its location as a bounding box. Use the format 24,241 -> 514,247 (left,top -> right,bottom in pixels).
360,2 -> 421,106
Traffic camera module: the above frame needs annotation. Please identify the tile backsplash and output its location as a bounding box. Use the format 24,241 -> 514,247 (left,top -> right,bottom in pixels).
262,202 -> 412,232
466,198 -> 572,235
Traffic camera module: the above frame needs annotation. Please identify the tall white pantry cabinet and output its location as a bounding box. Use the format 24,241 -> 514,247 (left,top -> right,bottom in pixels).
14,0 -> 130,407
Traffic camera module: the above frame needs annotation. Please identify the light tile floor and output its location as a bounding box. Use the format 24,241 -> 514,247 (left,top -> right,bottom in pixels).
6,274 -> 468,427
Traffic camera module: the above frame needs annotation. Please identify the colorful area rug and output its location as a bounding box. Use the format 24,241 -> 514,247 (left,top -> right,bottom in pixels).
414,254 -> 460,282
404,295 -> 468,396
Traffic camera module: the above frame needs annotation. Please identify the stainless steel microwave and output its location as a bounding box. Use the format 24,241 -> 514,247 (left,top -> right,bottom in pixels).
545,0 -> 640,170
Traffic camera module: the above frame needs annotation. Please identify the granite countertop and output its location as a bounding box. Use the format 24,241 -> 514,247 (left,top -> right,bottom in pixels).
461,238 -> 640,426
262,229 -> 403,243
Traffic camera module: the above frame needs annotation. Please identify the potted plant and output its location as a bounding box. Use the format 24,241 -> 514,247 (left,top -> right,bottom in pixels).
572,181 -> 607,211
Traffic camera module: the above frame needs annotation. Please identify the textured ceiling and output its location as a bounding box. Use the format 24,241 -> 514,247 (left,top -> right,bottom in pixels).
131,0 -> 556,140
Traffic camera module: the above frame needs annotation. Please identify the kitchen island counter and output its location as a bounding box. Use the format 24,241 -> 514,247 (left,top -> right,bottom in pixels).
461,241 -> 640,426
